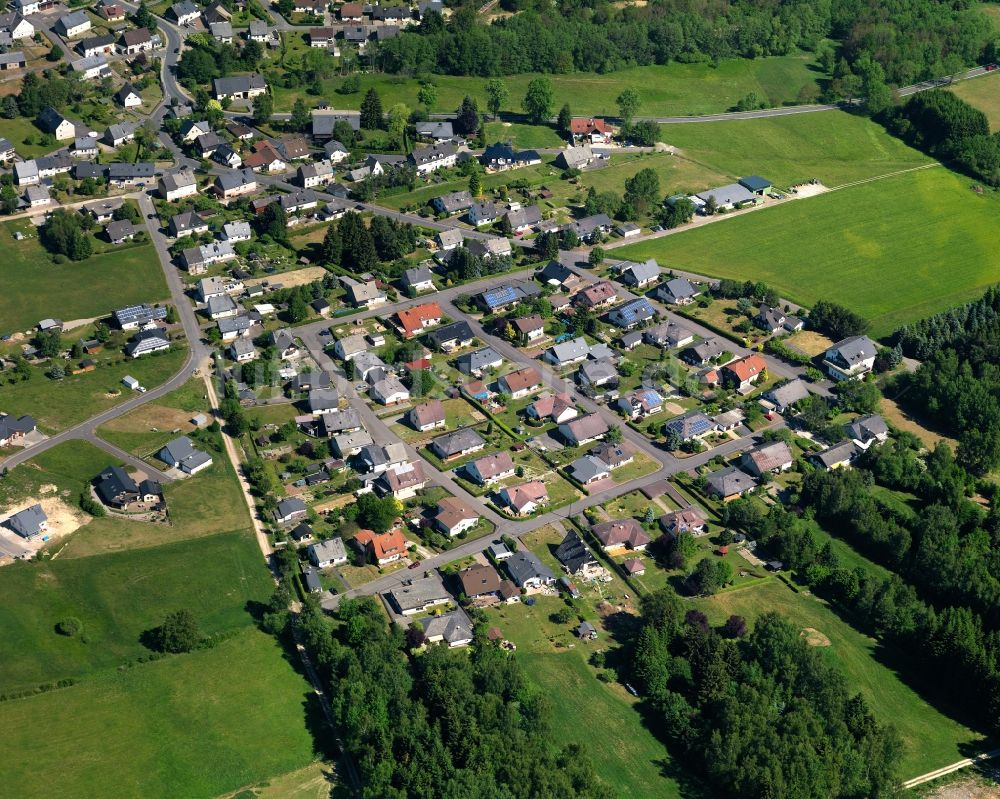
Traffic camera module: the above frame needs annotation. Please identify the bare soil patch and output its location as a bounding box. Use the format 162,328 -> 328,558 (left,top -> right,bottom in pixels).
801,626 -> 831,647
100,404 -> 195,436
880,397 -> 959,452
923,775 -> 1000,799
245,266 -> 327,289
785,330 -> 834,357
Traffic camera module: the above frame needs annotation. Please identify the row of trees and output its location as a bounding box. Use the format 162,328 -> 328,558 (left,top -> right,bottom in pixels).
894,284 -> 1000,360
629,590 -> 901,797
291,597 -> 616,798
319,210 -> 419,273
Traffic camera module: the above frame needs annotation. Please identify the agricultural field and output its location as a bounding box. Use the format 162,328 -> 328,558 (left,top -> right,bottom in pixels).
0,219 -> 168,335
272,52 -> 825,116
693,580 -> 987,776
659,109 -> 933,188
615,167 -> 1000,337
949,71 -> 1000,128
0,628 -> 320,799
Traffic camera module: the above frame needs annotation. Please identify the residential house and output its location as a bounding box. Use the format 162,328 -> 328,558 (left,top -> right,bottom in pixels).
468,200 -> 499,227
4,504 -> 47,539
71,55 -> 112,80
562,213 -> 613,242
214,169 -> 260,201
570,116 -> 613,143
331,429 -> 373,458
332,333 -> 367,362
375,461 -> 428,500
106,162 -> 155,188
213,73 -> 268,101
721,353 -> 767,394
309,538 -> 348,568
755,304 -> 803,333
705,466 -> 757,502
558,413 -> 609,447
430,428 -> 486,461
370,376 -> 410,405
479,142 -> 541,171
811,440 -> 858,470
243,140 -> 286,173
221,221 -> 251,242
323,139 -> 350,162
823,336 -> 878,382
298,160 -> 334,188
415,120 -> 454,141
37,107 -> 74,141
179,119 -> 211,143
741,440 -> 794,476
592,518 -> 650,553
846,414 -> 889,450
476,281 -> 541,314
248,20 -> 271,41
618,259 -> 660,288
125,329 -> 170,357
0,12 -> 33,40
388,576 -> 452,616
426,321 -> 474,352
657,277 -> 700,305
664,411 -> 716,442
213,143 -> 242,168
765,379 -> 811,414
566,454 -> 610,485
408,142 -> 458,175
608,297 -> 656,330
345,279 -> 387,309
169,0 -> 200,24
105,220 -> 136,245
421,609 -> 474,648
660,507 -> 708,538
554,144 -> 595,170
498,481 -> 548,517
57,11 -> 91,37
120,28 -> 155,55
616,388 -> 664,420
456,346 -> 502,377
577,358 -> 618,389
308,26 -> 335,47
278,135 -> 311,162
681,337 -> 728,366
23,185 -> 50,208
217,315 -> 253,341
157,436 -> 213,475
504,204 -> 542,234
195,131 -> 224,158
527,393 -> 577,425
114,84 -> 142,109
78,33 -> 115,58
554,530 -> 603,580
435,497 -> 479,537
307,388 -> 340,416
275,497 -> 308,524
505,549 -> 556,587
94,466 -> 140,509
644,321 -> 695,349
511,314 -> 545,345
401,266 -> 435,295
498,366 -> 542,399
0,415 -> 36,447
459,562 -> 502,604
432,189 -> 473,215
229,338 -> 257,362
466,451 -> 515,485
544,337 -> 589,368
465,236 -> 512,261
396,301 -> 442,338
272,328 -> 300,360
319,408 -> 363,436
0,138 -> 15,162
113,303 -> 167,330
436,228 -> 464,251
181,242 -> 236,274
577,280 -> 618,310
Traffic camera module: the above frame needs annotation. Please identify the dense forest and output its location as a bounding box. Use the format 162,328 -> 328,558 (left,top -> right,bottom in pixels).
288,597 -> 616,799
888,287 -> 1000,474
629,591 -> 902,798
378,0 -> 996,91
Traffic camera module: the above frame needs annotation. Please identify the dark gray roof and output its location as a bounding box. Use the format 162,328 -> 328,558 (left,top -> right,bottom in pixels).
506,550 -> 555,586
430,427 -> 485,458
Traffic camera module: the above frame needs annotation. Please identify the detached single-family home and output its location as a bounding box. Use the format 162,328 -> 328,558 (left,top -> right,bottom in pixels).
558,413 -> 609,447
644,321 -> 695,349
213,74 -> 268,101
527,393 -> 577,425
664,411 -> 716,442
511,314 -> 545,345
608,297 -> 656,330
275,497 -> 308,524
114,84 -> 143,109
721,353 -> 767,394
157,436 -> 213,474
396,301 -> 443,338
435,497 -> 479,537
504,204 -> 542,234
421,609 -> 474,648
430,428 -> 486,461
345,279 -> 387,309
408,142 -> 458,175
0,414 -> 36,447
618,258 -> 660,288
57,10 -> 91,37
765,379 -> 811,414
4,504 -> 47,539
169,0 -> 200,24
37,106 -> 75,141
554,530 -> 603,580
498,367 -> 542,399
505,549 -> 556,587
616,388 -> 664,419
756,304 -> 803,334
705,466 -> 756,502
214,169 -> 258,200
569,116 -> 613,143
544,337 -> 589,368
592,518 -> 650,553
426,321 -> 474,352
375,461 -> 427,500
125,329 -> 170,357
741,440 -> 794,476
823,336 -> 878,382
119,28 -> 155,55
811,440 -> 858,471
657,277 -> 700,305
456,346 -> 503,377
369,376 -> 410,406
388,576 -> 452,616
846,414 -> 889,450
660,507 -> 708,538
459,562 -> 503,603
308,537 -> 348,568
401,266 -> 435,295
466,451 -> 515,486
566,455 -> 610,486
433,189 -> 473,216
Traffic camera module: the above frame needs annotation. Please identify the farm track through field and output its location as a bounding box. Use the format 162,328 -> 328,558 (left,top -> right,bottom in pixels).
829,161 -> 942,191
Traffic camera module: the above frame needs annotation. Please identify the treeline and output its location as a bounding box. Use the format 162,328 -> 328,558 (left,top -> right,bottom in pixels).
729,456 -> 1000,729
894,284 -> 1000,359
885,90 -> 1000,185
378,0 -> 994,91
292,597 -> 616,799
629,591 -> 901,797
319,210 -> 419,274
892,314 -> 1000,474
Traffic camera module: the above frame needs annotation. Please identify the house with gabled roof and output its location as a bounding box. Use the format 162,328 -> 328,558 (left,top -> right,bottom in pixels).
608,297 -> 656,330
705,466 -> 756,502
721,353 -> 767,394
617,258 -> 660,288
456,346 -> 503,377
527,392 -> 577,425
396,301 -> 442,338
577,280 -> 618,310
430,428 -> 486,461
741,440 -> 793,476
846,414 -> 888,450
498,481 -> 548,517
505,549 -> 556,587
823,336 -> 877,382
4,504 -> 47,539
435,497 -> 480,537
157,436 -> 213,475
811,440 -> 858,470
664,411 -> 716,442
375,461 -> 427,500
656,277 -> 700,305
765,379 -> 811,414
309,537 -> 347,568
592,518 -> 650,553
498,366 -> 542,399
407,399 -> 445,432
558,413 -> 609,447
466,451 -> 515,485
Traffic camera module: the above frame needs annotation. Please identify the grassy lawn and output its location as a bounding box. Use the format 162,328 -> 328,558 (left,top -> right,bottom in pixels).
580,151 -> 729,199
609,449 -> 661,484
660,109 -> 932,188
950,71 -> 1000,128
96,378 -> 209,456
693,580 -> 988,776
0,628 -> 320,799
0,346 -> 187,433
0,529 -> 271,691
389,397 -> 485,443
274,53 -> 824,116
486,593 -> 694,799
483,120 -> 565,149
0,221 -> 168,334
0,116 -> 62,159
615,167 -> 1000,338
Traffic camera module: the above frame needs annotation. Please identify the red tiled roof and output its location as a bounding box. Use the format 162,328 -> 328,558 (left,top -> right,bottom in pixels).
501,367 -> 541,393
570,117 -> 611,135
724,353 -> 767,383
397,302 -> 442,337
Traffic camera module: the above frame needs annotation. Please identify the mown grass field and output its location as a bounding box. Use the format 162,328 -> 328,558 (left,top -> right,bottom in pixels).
0,529 -> 272,691
0,628 -> 320,799
950,71 -> 1000,129
615,166 -> 1000,337
488,593 -> 695,799
0,220 -> 168,334
271,52 -> 825,115
0,345 -> 187,433
661,110 -> 933,187
693,580 -> 987,776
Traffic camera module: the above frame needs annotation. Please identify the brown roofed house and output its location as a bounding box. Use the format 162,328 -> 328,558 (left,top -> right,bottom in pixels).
591,518 -> 650,552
